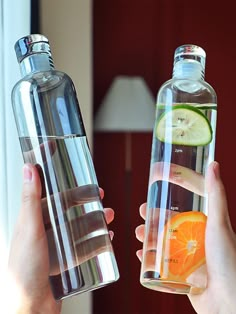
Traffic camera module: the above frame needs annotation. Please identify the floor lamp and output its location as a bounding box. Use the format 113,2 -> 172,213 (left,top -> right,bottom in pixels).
93,75 -> 155,311
94,75 -> 155,168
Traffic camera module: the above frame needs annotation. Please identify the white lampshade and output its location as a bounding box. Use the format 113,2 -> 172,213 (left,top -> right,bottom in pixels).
94,75 -> 156,132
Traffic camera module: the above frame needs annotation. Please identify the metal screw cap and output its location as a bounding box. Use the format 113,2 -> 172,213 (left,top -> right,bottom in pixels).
14,34 -> 52,63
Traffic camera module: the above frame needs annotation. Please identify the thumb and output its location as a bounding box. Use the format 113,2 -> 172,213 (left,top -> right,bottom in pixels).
19,164 -> 44,235
206,161 -> 232,230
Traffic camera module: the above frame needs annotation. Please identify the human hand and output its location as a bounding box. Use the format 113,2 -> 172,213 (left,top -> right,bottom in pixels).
136,161 -> 207,281
136,161 -> 236,314
188,161 -> 236,314
42,184 -> 114,276
7,164 -> 114,314
23,141 -> 114,276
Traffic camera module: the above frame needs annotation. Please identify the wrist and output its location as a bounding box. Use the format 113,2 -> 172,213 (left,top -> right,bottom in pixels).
6,272 -> 61,314
13,298 -> 61,314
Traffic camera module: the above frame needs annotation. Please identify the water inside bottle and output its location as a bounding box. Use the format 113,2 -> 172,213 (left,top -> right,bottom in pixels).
20,134 -> 118,299
141,104 -> 217,294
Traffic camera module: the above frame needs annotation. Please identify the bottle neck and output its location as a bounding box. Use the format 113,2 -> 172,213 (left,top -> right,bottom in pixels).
173,60 -> 205,80
19,53 -> 54,76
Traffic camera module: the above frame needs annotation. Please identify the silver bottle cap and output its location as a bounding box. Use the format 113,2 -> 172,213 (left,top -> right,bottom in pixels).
14,34 -> 52,64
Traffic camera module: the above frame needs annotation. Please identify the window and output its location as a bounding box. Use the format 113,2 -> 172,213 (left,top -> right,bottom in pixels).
0,0 -> 30,288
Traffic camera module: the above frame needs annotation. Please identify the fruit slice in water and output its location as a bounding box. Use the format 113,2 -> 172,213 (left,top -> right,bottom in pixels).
161,211 -> 206,280
156,105 -> 212,146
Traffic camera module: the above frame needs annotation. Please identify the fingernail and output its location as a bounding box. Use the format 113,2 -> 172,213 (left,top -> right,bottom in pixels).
213,161 -> 220,180
136,250 -> 143,261
109,230 -> 114,240
23,164 -> 33,182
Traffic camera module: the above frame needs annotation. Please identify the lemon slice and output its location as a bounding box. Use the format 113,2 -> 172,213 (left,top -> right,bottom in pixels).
156,105 -> 212,146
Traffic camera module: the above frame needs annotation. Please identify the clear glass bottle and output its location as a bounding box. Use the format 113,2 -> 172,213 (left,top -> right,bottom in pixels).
11,34 -> 119,300
140,44 -> 217,294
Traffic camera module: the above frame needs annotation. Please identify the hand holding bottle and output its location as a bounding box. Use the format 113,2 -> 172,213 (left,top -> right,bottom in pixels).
136,161 -> 236,313
7,164 -> 115,314
189,161 -> 236,314
140,44 -> 217,294
23,143 -> 113,275
12,34 -> 119,299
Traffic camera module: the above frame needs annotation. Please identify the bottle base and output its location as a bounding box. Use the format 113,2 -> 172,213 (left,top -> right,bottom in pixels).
141,272 -> 205,295
50,251 -> 119,300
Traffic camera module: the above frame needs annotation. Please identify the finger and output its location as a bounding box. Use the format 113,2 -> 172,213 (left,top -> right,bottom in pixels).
99,188 -> 104,199
23,141 -> 57,163
103,207 -> 114,224
135,224 -> 145,242
18,164 -> 44,237
139,203 -> 147,220
136,249 -> 143,262
47,209 -> 114,275
140,250 -> 157,272
206,161 -> 232,229
150,162 -> 205,196
42,185 -> 101,226
135,225 -> 160,252
109,230 -> 114,241
47,219 -> 114,275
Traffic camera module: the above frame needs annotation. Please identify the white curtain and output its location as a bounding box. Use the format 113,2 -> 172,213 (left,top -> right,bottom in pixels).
0,0 -> 30,278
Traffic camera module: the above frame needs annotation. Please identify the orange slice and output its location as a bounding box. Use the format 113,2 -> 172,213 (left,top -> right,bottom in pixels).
161,211 -> 206,281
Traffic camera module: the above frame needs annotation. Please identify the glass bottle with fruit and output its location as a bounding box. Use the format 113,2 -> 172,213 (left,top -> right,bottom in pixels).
140,44 -> 217,294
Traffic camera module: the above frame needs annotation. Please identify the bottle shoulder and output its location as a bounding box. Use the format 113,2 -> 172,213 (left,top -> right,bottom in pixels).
157,77 -> 217,104
12,69 -> 75,94
159,77 -> 216,92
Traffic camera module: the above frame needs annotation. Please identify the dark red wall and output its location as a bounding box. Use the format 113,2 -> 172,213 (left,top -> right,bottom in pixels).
92,1 -> 236,313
